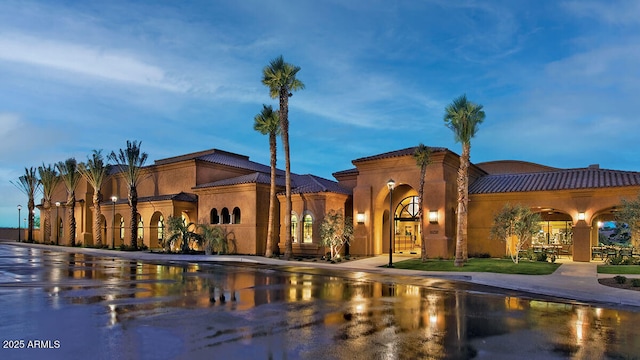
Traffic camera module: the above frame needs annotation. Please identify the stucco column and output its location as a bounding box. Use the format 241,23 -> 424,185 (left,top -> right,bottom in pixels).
572,222 -> 592,262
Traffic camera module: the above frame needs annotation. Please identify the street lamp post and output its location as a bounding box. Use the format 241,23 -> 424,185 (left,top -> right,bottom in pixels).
17,205 -> 22,242
387,179 -> 396,268
55,202 -> 60,245
111,196 -> 118,250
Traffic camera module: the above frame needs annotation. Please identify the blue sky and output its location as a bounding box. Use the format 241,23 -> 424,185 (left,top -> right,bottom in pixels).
1,0 -> 639,227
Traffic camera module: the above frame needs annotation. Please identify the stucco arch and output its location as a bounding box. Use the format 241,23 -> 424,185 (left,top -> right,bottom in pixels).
149,211 -> 165,249
374,182 -> 419,256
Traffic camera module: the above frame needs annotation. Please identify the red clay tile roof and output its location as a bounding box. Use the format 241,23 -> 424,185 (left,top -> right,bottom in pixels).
194,172 -> 285,189
194,173 -> 351,195
104,192 -> 197,204
291,174 -> 351,195
352,146 -> 448,164
197,151 -> 284,175
470,167 -> 640,194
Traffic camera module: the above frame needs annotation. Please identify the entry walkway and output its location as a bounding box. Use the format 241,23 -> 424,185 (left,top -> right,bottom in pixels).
3,240 -> 640,308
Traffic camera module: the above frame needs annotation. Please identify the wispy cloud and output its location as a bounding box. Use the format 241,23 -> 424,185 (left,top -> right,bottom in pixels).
0,33 -> 188,91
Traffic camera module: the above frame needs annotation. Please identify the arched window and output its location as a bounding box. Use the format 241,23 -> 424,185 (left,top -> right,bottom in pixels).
158,215 -> 164,245
137,215 -> 144,241
119,218 -> 125,242
210,209 -> 219,224
233,207 -> 241,224
303,214 -> 313,243
397,196 -> 420,220
58,218 -> 64,242
221,208 -> 231,224
291,213 -> 298,243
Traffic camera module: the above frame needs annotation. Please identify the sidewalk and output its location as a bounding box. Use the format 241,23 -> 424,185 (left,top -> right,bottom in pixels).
3,240 -> 640,308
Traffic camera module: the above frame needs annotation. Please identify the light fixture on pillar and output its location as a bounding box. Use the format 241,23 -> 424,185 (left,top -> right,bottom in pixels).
387,179 -> 396,268
578,212 -> 585,221
429,210 -> 438,224
111,196 -> 118,250
356,212 -> 365,224
17,205 -> 22,242
55,202 -> 60,245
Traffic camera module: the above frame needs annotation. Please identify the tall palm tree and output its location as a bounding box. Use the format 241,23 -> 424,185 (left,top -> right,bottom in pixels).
253,104 -> 281,258
78,150 -> 110,247
38,163 -> 60,244
56,158 -> 81,246
109,140 -> 148,250
11,167 -> 41,242
262,55 -> 304,260
444,94 -> 485,267
413,144 -> 432,262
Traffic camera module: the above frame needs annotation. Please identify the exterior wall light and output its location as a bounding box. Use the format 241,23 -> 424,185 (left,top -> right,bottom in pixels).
429,210 -> 438,224
578,212 -> 585,221
356,212 -> 365,224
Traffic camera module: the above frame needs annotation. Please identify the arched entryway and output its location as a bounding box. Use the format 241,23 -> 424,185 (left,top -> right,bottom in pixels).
534,209 -> 574,259
381,184 -> 422,255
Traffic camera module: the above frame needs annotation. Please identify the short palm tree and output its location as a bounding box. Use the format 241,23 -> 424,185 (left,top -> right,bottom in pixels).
78,150 -> 110,247
38,163 -> 60,244
199,224 -> 226,255
109,140 -> 148,250
56,158 -> 81,246
413,144 -> 432,262
262,55 -> 304,260
444,94 -> 485,267
166,216 -> 202,254
253,104 -> 281,257
11,167 -> 41,242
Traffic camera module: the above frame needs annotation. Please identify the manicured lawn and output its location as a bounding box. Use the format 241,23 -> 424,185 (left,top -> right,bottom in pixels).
391,258 -> 561,275
597,265 -> 640,275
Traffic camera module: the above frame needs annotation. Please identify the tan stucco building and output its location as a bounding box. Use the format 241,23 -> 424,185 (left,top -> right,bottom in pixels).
42,146 -> 640,262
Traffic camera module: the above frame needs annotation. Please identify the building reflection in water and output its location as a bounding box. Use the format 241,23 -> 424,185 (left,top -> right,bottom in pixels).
17,248 -> 640,358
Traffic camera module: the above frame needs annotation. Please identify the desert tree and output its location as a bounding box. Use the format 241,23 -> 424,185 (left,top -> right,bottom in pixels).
444,94 -> 485,266
109,140 -> 148,250
253,104 -> 281,257
11,167 -> 41,242
78,150 -> 110,247
38,163 -> 60,243
413,144 -> 432,262
56,158 -> 81,246
262,55 -> 304,260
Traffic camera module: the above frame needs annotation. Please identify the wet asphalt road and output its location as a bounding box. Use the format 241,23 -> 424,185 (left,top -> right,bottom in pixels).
1,244 -> 640,360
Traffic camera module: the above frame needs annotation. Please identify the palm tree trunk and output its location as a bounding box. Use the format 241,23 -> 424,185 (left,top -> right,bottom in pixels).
67,194 -> 76,246
43,200 -> 51,243
265,132 -> 277,258
129,186 -> 138,250
419,166 -> 427,262
461,143 -> 470,261
27,197 -> 34,242
93,192 -> 103,247
280,87 -> 293,260
454,143 -> 470,267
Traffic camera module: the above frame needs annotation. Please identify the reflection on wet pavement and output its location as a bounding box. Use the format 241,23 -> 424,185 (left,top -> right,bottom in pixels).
1,244 -> 639,359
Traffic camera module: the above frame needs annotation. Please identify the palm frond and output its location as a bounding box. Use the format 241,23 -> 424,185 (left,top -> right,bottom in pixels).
38,163 -> 60,201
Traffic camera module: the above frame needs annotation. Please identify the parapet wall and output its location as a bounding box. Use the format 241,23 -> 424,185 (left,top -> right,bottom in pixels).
0,227 -> 23,241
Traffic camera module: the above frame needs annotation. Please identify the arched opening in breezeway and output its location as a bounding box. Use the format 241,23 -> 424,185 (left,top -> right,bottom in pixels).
533,209 -> 574,259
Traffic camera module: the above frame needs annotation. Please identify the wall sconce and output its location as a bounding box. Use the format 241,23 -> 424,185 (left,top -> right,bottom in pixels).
429,210 -> 438,224
356,212 -> 365,224
578,212 -> 585,221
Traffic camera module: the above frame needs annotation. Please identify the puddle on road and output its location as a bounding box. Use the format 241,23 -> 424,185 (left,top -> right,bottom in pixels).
1,244 -> 639,359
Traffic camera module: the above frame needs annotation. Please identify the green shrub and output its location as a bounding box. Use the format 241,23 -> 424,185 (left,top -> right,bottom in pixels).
614,275 -> 627,284
535,252 -> 548,262
607,255 -> 625,265
632,279 -> 640,287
